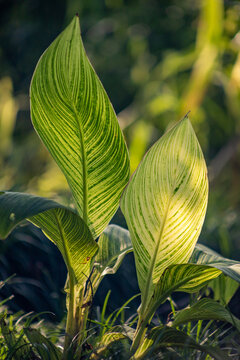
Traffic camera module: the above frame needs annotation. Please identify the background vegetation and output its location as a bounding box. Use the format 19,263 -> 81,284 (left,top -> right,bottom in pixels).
0,0 -> 240,332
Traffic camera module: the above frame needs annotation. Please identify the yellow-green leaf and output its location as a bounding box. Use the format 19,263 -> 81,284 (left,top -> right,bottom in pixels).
0,192 -> 98,287
121,117 -> 208,308
142,263 -> 221,329
30,16 -> 130,239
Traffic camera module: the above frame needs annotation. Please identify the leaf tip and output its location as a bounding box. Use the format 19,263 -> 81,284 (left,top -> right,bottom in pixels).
183,110 -> 191,119
179,111 -> 191,127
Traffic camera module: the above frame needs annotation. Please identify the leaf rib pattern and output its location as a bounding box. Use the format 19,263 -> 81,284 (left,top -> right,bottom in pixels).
190,243 -> 240,283
155,263 -> 221,298
31,207 -> 97,285
30,16 -> 129,238
146,243 -> 240,315
121,117 -> 208,302
0,192 -> 98,287
172,298 -> 240,331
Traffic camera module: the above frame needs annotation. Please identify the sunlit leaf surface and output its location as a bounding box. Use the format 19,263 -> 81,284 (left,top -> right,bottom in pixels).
0,192 -> 98,286
30,16 -> 130,239
121,117 -> 208,306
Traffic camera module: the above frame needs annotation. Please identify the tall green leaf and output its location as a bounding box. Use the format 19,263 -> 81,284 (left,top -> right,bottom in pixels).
0,192 -> 98,286
91,225 -> 132,292
30,16 -> 130,239
121,116 -> 208,307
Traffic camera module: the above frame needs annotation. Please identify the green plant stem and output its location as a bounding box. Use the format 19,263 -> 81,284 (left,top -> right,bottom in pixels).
130,270 -> 213,357
130,202 -> 172,357
130,313 -> 150,357
75,307 -> 90,359
130,289 -> 167,356
63,272 -> 77,359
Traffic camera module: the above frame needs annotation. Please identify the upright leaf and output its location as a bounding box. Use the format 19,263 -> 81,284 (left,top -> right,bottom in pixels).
121,117 -> 208,306
0,192 -> 98,287
30,16 -> 130,239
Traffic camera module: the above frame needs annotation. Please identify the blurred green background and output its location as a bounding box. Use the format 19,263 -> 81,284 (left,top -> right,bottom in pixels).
0,0 -> 240,321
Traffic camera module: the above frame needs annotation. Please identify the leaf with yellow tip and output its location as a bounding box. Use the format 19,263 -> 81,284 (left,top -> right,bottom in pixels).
30,16 -> 129,239
121,117 -> 208,309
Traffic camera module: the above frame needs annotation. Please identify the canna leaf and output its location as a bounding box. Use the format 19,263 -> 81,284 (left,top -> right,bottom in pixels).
121,116 -> 208,307
155,263 -> 221,297
142,244 -> 240,325
190,243 -> 240,283
191,244 -> 240,304
30,16 -> 130,239
0,192 -> 98,287
91,225 -> 132,292
134,326 -> 229,360
172,298 -> 240,332
142,264 -> 221,324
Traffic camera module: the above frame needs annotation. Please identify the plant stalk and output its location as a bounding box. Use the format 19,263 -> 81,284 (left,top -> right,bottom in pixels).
63,271 -> 77,359
130,313 -> 150,357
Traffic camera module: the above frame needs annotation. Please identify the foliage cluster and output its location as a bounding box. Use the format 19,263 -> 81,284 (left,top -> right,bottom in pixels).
0,14 -> 240,359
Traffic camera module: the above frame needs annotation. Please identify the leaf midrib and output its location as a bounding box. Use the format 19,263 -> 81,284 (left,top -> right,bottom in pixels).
72,104 -> 88,223
140,127 -> 194,313
141,160 -> 183,314
66,28 -> 88,224
141,196 -> 172,314
53,212 -> 75,277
